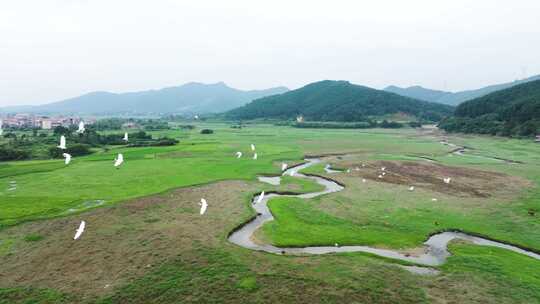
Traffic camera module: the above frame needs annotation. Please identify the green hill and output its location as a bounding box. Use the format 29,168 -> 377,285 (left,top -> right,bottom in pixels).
227,80 -> 454,122
438,79 -> 540,136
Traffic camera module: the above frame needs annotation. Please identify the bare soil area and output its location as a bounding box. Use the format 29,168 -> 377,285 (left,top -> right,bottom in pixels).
0,181 -> 253,297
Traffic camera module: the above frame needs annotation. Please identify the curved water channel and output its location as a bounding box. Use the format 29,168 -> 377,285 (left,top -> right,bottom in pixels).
228,158 -> 540,268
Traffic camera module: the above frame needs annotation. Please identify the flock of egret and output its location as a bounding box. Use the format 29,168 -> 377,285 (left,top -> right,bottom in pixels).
58,123 -> 452,241
58,122 -> 131,239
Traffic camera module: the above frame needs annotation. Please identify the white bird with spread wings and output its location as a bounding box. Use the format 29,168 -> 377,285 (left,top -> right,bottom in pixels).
76,121 -> 85,133
74,221 -> 86,240
58,135 -> 67,149
63,153 -> 72,165
257,191 -> 265,204
114,153 -> 124,168
199,198 -> 208,215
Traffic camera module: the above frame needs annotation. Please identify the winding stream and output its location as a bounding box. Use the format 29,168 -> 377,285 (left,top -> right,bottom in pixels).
228,158 -> 540,267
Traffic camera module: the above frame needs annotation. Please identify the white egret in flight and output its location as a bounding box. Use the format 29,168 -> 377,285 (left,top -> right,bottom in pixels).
257,191 -> 265,204
58,135 -> 67,149
199,198 -> 208,215
63,153 -> 72,165
76,121 -> 85,133
378,175 -> 383,179
114,153 -> 124,168
123,132 -> 129,142
443,177 -> 451,184
409,186 -> 415,191
281,163 -> 288,171
432,198 -> 438,202
251,144 -> 255,151
253,153 -> 258,160
236,151 -> 242,158
362,178 -> 367,183
73,221 -> 86,240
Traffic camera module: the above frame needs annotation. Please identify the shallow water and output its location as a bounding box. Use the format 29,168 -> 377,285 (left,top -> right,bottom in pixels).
258,176 -> 281,186
228,158 -> 540,267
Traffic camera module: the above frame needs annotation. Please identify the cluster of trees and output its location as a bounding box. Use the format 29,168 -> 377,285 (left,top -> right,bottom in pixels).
92,118 -> 171,131
439,80 -> 540,137
0,146 -> 30,161
1,127 -> 179,161
227,80 -> 454,122
293,120 -> 408,129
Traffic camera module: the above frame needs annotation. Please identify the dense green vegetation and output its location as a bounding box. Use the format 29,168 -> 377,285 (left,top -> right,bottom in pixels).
227,80 -> 454,122
439,79 -> 540,137
292,120 -> 407,129
0,126 -> 178,161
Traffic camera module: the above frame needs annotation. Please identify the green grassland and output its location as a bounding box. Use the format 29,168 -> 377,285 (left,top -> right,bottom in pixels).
1,124 -> 539,303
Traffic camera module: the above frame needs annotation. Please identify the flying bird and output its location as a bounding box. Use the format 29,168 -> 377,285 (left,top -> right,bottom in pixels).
251,144 -> 256,151
432,198 -> 438,202
114,153 -> 124,168
57,135 -> 66,150
62,153 -> 72,165
362,178 -> 367,183
199,198 -> 208,215
378,175 -> 383,178
194,115 -> 199,120
236,151 -> 242,158
76,121 -> 85,133
443,177 -> 451,184
382,172 -> 386,176
381,167 -> 386,171
123,132 -> 129,142
253,153 -> 258,160
281,163 -> 288,171
257,191 -> 265,204
73,220 -> 86,240
409,186 -> 415,191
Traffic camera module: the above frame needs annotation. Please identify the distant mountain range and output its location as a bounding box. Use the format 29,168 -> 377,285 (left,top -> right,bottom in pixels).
0,82 -> 289,115
439,79 -> 540,137
227,80 -> 454,122
384,74 -> 540,106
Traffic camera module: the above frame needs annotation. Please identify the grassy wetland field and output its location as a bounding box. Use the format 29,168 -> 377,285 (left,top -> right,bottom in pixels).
1,123 -> 539,303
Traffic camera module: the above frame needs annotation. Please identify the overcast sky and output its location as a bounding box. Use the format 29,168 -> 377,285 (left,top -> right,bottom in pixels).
1,0 -> 539,106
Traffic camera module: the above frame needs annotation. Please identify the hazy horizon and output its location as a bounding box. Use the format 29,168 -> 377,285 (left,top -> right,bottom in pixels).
1,0 -> 539,106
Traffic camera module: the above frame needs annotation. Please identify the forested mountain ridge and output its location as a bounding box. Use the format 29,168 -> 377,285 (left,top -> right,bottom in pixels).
227,80 -> 454,122
438,79 -> 540,136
